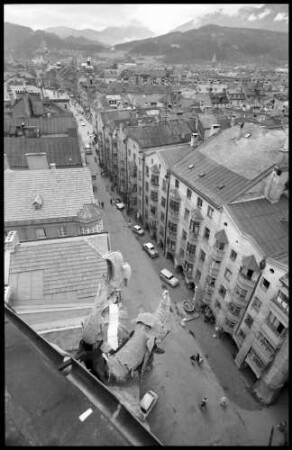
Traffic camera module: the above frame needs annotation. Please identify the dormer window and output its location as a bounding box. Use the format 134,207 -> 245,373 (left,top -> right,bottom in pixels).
32,194 -> 43,210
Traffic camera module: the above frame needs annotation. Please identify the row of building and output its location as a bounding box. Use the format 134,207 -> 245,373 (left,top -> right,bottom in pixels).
93,102 -> 289,404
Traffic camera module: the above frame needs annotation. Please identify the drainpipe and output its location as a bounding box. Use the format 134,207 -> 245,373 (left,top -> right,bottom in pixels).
163,170 -> 171,257
125,139 -> 129,210
141,153 -> 145,225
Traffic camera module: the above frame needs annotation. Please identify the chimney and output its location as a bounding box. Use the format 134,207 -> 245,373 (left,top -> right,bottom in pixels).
5,230 -> 19,252
264,167 -> 288,204
4,154 -> 10,170
26,153 -> 49,170
190,132 -> 199,147
50,163 -> 56,170
209,124 -> 221,138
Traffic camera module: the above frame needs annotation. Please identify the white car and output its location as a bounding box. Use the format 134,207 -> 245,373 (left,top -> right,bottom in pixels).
140,390 -> 158,417
115,198 -> 125,210
132,225 -> 144,236
159,268 -> 180,288
81,122 -> 86,126
143,242 -> 159,258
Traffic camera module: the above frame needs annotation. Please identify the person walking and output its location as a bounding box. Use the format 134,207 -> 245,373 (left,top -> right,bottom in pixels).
110,198 -> 113,205
199,397 -> 208,410
101,201 -> 104,209
219,396 -> 228,408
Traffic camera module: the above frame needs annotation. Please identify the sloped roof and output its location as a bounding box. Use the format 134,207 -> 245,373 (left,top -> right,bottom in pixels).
5,167 -> 94,224
4,136 -> 82,168
197,122 -> 287,180
214,229 -> 229,244
127,120 -> 196,149
172,150 -> 248,207
4,116 -> 77,135
241,255 -> 260,272
8,234 -> 109,309
157,143 -> 194,168
226,196 -> 288,264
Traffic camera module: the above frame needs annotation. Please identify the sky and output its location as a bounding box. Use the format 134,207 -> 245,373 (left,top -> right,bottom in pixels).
4,3 -> 272,35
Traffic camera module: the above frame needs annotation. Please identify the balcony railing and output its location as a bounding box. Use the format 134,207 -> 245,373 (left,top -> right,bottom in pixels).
212,246 -> 226,261
167,229 -> 178,238
237,272 -> 257,290
188,231 -> 200,243
185,252 -> 196,262
252,340 -> 275,365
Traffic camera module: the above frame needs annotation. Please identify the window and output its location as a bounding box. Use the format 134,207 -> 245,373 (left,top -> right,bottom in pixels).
36,228 -> 46,239
138,186 -> 142,196
230,250 -> 237,261
251,297 -> 262,313
160,212 -> 165,223
161,197 -> 166,208
197,197 -> 203,208
208,277 -> 216,288
91,175 -> 96,181
228,303 -> 241,316
180,248 -> 185,258
186,243 -> 196,255
150,206 -> 156,216
244,314 -> 254,328
199,250 -> 206,262
204,227 -> 210,240
146,182 -> 149,192
78,225 -> 100,235
275,290 -> 289,313
150,191 -> 158,202
224,268 -> 232,281
187,188 -> 192,199
215,299 -> 221,310
216,241 -> 225,250
145,211 -> 148,220
58,226 -> 67,237
184,261 -> 193,274
195,270 -> 201,281
224,318 -> 235,330
235,286 -> 247,299
266,312 -> 286,336
162,179 -> 167,192
182,230 -> 187,240
146,166 -> 149,176
238,329 -> 246,342
168,222 -> 177,234
207,206 -> 214,218
219,285 -> 227,299
184,208 -> 190,220
175,179 -> 179,188
261,278 -> 270,291
241,268 -> 254,280
257,332 -> 275,355
169,199 -> 179,213
145,196 -> 149,205
189,219 -> 200,234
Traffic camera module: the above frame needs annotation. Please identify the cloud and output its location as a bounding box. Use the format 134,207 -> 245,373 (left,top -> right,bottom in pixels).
274,12 -> 288,22
248,14 -> 258,22
258,9 -> 271,20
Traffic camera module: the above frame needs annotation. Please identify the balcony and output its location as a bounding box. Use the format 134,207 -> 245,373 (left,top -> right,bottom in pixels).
237,271 -> 257,290
245,350 -> 265,379
232,288 -> 250,306
167,229 -> 178,239
150,194 -> 158,203
168,208 -> 180,221
252,339 -> 276,366
211,246 -> 226,261
188,231 -> 200,243
149,209 -> 158,218
209,264 -> 220,278
261,321 -> 287,349
185,252 -> 196,262
150,181 -> 159,191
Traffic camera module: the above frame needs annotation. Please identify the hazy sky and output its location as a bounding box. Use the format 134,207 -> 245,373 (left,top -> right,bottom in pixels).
4,3 -> 267,34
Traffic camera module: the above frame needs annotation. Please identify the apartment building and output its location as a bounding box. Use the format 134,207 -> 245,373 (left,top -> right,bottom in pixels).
158,122 -> 288,404
5,155 -> 103,242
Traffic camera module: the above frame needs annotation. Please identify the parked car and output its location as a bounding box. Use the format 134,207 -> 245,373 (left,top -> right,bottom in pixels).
115,198 -> 125,210
131,225 -> 144,236
143,242 -> 159,258
81,122 -> 86,126
84,143 -> 92,154
140,390 -> 158,417
159,268 -> 179,288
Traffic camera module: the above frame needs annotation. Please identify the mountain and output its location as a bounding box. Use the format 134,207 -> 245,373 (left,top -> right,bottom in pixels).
115,24 -> 288,64
4,22 -> 106,57
45,23 -> 155,46
173,4 -> 288,33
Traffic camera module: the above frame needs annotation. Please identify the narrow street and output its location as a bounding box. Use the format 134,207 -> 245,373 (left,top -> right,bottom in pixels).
70,102 -> 288,446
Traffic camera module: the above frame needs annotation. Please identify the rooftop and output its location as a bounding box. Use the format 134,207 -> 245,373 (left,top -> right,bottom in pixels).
5,167 -> 94,224
4,116 -> 77,136
8,233 -> 110,327
5,306 -> 162,446
197,123 -> 287,180
145,143 -> 194,168
172,150 -> 249,207
226,196 -> 288,264
4,136 -> 82,168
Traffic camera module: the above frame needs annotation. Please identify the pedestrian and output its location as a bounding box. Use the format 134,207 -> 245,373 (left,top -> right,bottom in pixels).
101,201 -> 104,209
219,396 -> 228,408
199,397 -> 208,410
110,198 -> 112,205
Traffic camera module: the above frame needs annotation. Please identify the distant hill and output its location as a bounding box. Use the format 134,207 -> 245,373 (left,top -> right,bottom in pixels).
4,22 -> 106,57
45,23 -> 155,46
116,24 -> 288,64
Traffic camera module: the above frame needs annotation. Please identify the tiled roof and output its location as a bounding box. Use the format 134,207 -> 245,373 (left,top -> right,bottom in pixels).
127,119 -> 196,149
172,150 -> 249,207
4,136 -> 82,168
197,123 -> 287,180
147,143 -> 194,168
9,234 -> 110,309
4,116 -> 77,135
226,196 -> 288,264
5,167 -> 94,223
